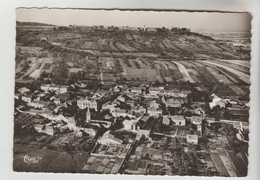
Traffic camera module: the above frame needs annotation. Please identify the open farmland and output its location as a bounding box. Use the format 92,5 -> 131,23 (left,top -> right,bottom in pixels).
221,60 -> 250,69
219,155 -> 237,177
15,22 -> 251,87
211,153 -> 229,176
172,61 -> 195,83
200,61 -> 250,85
211,60 -> 250,75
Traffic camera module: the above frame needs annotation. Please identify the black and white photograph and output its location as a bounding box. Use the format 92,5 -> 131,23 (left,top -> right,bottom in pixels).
13,8 -> 251,177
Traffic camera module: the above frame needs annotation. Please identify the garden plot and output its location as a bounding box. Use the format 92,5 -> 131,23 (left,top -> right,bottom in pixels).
202,61 -> 250,84
29,69 -> 42,79
42,63 -> 52,70
171,61 -> 195,83
21,58 -> 43,79
164,77 -> 174,82
69,68 -> 83,74
211,153 -> 229,176
219,155 -> 238,177
45,153 -> 79,173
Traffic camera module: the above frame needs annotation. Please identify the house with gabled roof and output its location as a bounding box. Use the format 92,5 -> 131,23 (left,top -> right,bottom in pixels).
117,95 -> 126,102
164,88 -> 180,97
34,124 -> 44,133
55,93 -> 71,103
148,100 -> 161,109
102,101 -> 116,111
21,95 -> 32,103
130,87 -> 142,94
34,124 -> 56,136
123,119 -> 140,131
137,106 -> 146,114
186,134 -> 198,145
114,85 -> 121,93
149,87 -> 164,95
82,128 -> 96,137
41,84 -> 60,93
147,107 -> 162,117
170,115 -> 186,126
59,85 -> 68,93
162,115 -> 171,125
67,117 -> 77,131
111,108 -> 127,117
29,100 -> 50,109
190,116 -> 202,125
194,107 -> 205,118
44,125 -> 55,136
97,131 -> 123,145
18,87 -> 30,95
165,98 -> 182,108
77,97 -> 98,111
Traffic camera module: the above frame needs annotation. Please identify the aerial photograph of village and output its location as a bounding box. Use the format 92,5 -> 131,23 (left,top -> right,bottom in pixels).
13,9 -> 250,177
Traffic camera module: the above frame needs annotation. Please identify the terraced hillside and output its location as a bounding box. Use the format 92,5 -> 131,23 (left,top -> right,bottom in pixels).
45,28 -> 247,60
15,22 -> 251,91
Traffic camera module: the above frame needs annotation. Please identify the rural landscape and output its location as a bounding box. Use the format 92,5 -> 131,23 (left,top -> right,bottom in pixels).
14,10 -> 250,177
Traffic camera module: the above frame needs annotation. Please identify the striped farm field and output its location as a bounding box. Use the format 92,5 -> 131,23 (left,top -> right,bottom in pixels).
172,61 -> 195,83
219,155 -> 237,177
213,60 -> 249,75
211,153 -> 229,177
163,61 -> 176,70
226,150 -> 247,176
206,66 -> 232,84
221,60 -> 250,69
42,63 -> 52,70
228,85 -> 247,96
154,61 -> 168,70
35,63 -> 42,69
200,60 -> 250,85
29,69 -> 42,79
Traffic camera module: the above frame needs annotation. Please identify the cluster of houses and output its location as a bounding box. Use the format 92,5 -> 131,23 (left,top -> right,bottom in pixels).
122,85 -> 192,98
16,83 -> 204,146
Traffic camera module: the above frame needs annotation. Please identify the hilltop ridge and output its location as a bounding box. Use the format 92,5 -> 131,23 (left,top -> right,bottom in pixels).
16,22 -> 250,60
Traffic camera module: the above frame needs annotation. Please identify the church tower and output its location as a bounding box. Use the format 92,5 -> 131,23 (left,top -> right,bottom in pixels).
86,104 -> 91,124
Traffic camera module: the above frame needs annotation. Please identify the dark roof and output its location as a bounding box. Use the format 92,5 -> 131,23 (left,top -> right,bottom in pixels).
55,93 -> 71,100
